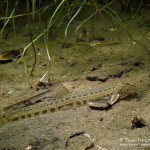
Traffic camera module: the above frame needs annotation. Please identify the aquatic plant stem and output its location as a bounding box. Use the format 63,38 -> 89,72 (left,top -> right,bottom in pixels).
21,48 -> 33,88
0,0 -> 18,39
75,0 -> 115,33
17,0 -> 65,64
133,0 -> 143,17
65,0 -> 86,38
30,35 -> 37,76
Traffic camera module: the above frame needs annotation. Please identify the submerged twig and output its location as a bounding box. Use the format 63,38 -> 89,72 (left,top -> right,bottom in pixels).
65,131 -> 85,147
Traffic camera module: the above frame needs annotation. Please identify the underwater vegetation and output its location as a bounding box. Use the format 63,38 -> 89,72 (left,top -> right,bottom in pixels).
0,0 -> 149,86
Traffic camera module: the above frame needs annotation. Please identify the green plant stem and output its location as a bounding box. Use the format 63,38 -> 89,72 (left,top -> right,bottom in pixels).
75,0 -> 115,33
18,0 -> 65,64
65,0 -> 87,38
21,48 -> 33,88
0,0 -> 18,39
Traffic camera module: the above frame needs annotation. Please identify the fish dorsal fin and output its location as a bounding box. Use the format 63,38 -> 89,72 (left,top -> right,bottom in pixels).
47,83 -> 71,99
